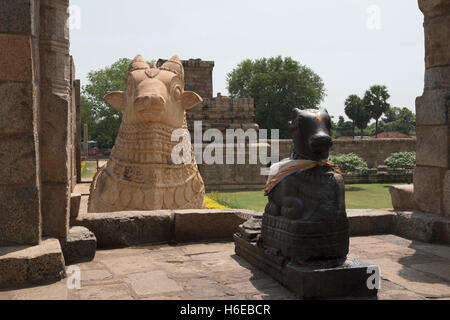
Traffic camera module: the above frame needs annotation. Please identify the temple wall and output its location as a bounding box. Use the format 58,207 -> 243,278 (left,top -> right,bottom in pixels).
0,0 -> 42,245
39,0 -> 71,240
0,0 -> 73,245
415,1 -> 450,217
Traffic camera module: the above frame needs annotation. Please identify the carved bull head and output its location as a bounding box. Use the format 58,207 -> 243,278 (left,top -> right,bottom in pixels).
104,54 -> 203,128
289,108 -> 333,161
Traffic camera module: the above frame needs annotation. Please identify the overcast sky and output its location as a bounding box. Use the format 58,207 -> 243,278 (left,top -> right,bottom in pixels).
70,0 -> 425,120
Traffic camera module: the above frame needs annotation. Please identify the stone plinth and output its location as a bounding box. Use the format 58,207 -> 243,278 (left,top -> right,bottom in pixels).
390,185 -> 417,211
0,239 -> 66,289
234,235 -> 379,299
61,227 -> 97,265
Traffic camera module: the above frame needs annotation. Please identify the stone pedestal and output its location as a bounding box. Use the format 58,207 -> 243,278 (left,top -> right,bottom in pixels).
61,227 -> 97,265
234,234 -> 379,299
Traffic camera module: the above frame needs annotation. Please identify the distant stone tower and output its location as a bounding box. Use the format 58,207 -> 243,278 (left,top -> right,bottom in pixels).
158,58 -> 259,135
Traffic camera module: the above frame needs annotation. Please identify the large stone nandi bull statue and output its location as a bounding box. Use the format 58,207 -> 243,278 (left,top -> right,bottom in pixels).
88,55 -> 206,213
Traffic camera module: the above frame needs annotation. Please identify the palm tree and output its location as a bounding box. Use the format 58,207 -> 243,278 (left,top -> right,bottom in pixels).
364,85 -> 391,138
344,95 -> 361,139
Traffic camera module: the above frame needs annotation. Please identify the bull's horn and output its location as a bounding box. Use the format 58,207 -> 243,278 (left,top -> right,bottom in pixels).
129,55 -> 150,72
160,54 -> 184,79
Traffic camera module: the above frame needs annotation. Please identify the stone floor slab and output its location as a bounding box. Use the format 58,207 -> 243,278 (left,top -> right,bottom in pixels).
125,271 -> 183,297
0,235 -> 448,300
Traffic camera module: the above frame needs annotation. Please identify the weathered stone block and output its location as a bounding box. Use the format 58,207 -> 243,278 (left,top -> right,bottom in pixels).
61,227 -> 97,265
0,185 -> 41,246
0,135 -> 39,185
416,125 -> 448,168
174,209 -> 257,242
419,0 -> 450,18
425,66 -> 450,90
389,185 -> 417,211
416,90 -> 450,126
39,0 -> 70,44
394,211 -> 450,244
40,92 -> 70,184
414,166 -> 445,215
0,82 -> 34,135
347,209 -> 395,236
0,0 -> 36,35
423,14 -> 450,68
70,193 -> 81,219
444,171 -> 450,218
0,34 -> 32,82
73,211 -> 174,248
0,239 -> 66,289
41,183 -> 70,241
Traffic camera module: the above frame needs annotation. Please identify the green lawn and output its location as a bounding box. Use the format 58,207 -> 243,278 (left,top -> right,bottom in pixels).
207,183 -> 405,211
81,161 -> 97,179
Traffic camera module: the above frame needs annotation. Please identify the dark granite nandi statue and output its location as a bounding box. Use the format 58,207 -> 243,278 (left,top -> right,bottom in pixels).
240,108 -> 349,264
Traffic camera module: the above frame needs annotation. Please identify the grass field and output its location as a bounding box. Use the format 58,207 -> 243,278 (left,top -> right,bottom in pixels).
206,183 -> 404,211
81,161 -> 97,179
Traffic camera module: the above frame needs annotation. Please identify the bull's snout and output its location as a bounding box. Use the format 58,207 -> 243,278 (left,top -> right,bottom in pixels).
309,134 -> 333,151
134,94 -> 166,112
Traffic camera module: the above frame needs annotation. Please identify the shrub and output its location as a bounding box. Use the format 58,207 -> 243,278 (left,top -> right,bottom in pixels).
384,152 -> 416,169
204,196 -> 229,209
329,153 -> 369,174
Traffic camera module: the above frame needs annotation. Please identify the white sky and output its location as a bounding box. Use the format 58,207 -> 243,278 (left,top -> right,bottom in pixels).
70,0 -> 425,120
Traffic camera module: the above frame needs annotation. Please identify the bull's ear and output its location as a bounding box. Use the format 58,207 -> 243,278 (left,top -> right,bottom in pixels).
104,91 -> 126,112
181,91 -> 203,110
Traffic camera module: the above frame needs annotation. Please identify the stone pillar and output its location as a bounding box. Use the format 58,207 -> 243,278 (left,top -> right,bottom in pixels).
0,0 -> 42,245
70,56 -> 77,190
415,0 -> 450,217
75,79 -> 81,184
39,0 -> 71,240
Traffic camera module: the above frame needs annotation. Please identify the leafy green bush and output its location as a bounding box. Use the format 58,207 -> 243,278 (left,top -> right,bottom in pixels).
384,152 -> 416,169
329,153 -> 369,174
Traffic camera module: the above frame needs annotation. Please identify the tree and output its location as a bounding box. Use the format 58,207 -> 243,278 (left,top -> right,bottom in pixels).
381,106 -> 416,135
335,116 -> 354,138
363,85 -> 391,138
227,56 -> 326,138
344,95 -> 360,138
344,94 -> 371,138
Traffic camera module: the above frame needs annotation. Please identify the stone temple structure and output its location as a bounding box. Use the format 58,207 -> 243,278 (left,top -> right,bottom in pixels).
0,0 -> 448,293
157,58 -> 259,135
414,1 -> 450,218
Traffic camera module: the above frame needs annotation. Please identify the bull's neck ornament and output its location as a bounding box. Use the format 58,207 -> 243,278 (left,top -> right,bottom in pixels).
88,54 -> 206,213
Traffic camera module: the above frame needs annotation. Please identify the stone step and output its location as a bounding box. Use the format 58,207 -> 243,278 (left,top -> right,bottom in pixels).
0,238 -> 66,289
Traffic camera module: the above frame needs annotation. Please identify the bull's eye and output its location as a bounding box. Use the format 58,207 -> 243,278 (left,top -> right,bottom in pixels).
173,86 -> 182,101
